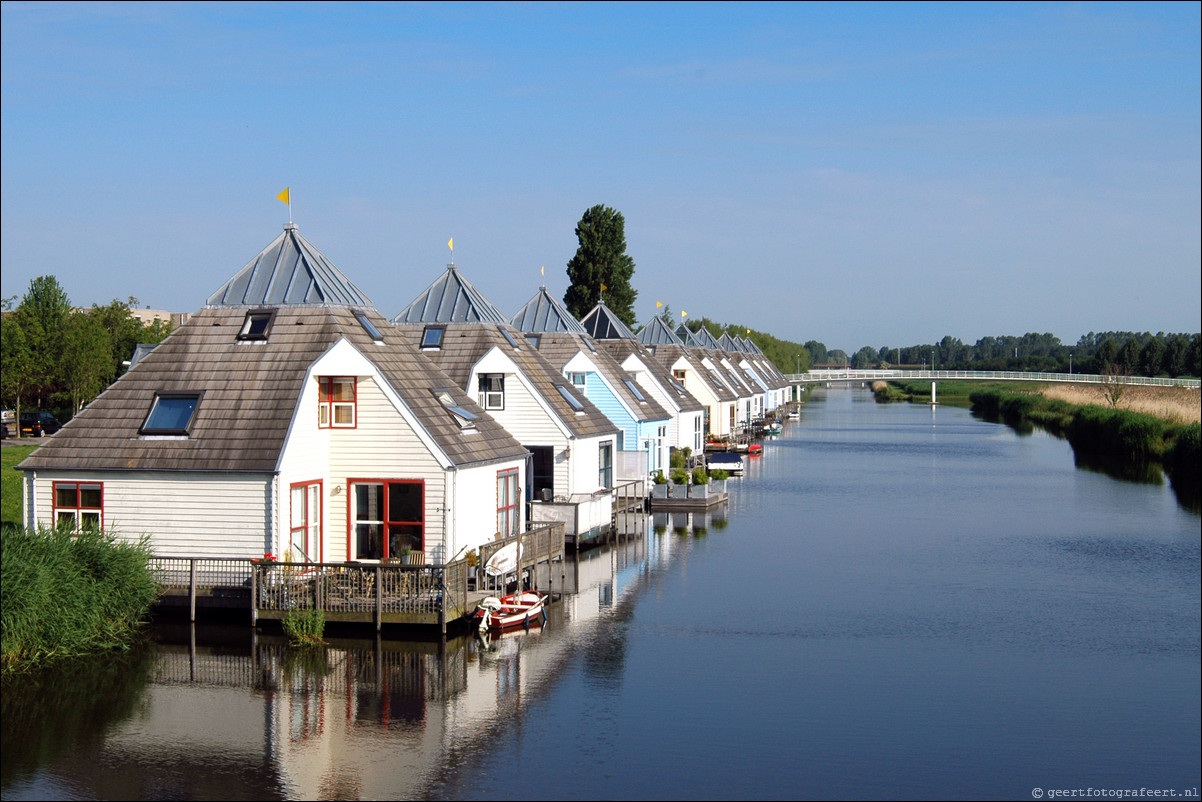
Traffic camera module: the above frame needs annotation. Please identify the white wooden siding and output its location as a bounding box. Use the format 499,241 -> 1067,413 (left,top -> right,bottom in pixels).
26,470 -> 272,557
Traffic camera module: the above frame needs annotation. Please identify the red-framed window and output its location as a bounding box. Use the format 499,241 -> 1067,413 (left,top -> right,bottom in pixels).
497,468 -> 520,537
348,479 -> 424,560
318,377 -> 357,428
53,481 -> 103,532
289,480 -> 322,563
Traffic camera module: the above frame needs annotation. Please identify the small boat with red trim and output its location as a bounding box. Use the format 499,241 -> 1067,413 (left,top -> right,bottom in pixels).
475,590 -> 548,633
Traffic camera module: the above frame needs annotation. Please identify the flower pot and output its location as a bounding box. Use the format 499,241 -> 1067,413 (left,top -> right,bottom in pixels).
652,484 -> 669,499
670,483 -> 689,500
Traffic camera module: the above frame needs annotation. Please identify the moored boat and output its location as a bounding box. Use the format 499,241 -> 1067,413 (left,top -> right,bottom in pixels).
475,591 -> 547,632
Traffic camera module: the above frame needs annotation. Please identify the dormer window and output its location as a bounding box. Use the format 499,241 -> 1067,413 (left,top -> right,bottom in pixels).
141,393 -> 201,435
237,310 -> 275,341
479,374 -> 505,410
525,333 -> 541,349
318,377 -> 356,428
569,372 -> 587,388
421,326 -> 445,349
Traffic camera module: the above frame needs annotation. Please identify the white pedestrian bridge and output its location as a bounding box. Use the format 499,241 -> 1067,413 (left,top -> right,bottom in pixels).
785,369 -> 1200,389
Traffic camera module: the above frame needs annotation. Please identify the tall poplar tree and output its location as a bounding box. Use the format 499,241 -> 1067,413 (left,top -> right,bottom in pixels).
564,204 -> 638,327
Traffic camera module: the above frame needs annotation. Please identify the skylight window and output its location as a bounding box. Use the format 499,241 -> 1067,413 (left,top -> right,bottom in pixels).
434,388 -> 478,430
624,379 -> 646,402
141,393 -> 200,435
354,311 -> 384,342
555,384 -> 585,411
421,326 -> 445,349
237,310 -> 274,341
585,338 -> 597,353
501,329 -> 521,349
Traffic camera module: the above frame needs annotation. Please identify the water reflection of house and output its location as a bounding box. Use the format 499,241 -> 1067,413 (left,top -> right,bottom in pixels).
392,264 -> 620,542
17,224 -> 530,564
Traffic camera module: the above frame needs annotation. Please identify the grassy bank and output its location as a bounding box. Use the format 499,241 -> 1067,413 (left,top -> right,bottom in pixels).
873,380 -> 1013,406
968,387 -> 1200,486
1,527 -> 160,670
2,443 -> 37,529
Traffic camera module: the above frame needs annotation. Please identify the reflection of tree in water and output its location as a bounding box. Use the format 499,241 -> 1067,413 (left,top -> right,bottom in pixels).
0,646 -> 154,785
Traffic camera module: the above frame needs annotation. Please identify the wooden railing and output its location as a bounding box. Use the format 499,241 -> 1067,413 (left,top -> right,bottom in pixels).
148,522 -> 567,633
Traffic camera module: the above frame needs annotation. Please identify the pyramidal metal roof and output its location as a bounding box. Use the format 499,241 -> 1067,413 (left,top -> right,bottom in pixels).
579,302 -> 636,341
695,327 -> 723,349
637,316 -> 684,346
510,286 -> 589,334
675,325 -> 705,347
207,223 -> 374,307
392,264 -> 510,325
719,333 -> 741,351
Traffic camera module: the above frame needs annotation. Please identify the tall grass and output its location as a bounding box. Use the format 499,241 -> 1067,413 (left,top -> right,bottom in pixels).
969,388 -> 1197,485
1,526 -> 160,669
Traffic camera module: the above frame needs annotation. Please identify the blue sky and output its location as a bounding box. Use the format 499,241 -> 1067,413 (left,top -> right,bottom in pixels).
2,2 -> 1198,353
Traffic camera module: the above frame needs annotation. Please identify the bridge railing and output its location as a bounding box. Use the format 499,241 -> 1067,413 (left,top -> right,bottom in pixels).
787,369 -> 1200,388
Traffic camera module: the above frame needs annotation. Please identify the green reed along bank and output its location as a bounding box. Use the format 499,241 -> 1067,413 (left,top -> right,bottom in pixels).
1,526 -> 160,669
968,388 -> 1200,487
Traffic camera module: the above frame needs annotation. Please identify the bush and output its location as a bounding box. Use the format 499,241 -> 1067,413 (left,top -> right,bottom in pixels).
691,468 -> 709,485
282,608 -> 325,646
710,468 -> 729,481
1,527 -> 159,669
652,470 -> 667,485
670,469 -> 689,485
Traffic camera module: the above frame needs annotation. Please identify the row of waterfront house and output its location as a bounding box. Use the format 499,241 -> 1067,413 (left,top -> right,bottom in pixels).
16,222 -> 793,568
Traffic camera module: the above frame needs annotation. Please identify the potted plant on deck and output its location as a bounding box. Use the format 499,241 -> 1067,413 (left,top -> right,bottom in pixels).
689,467 -> 709,499
652,470 -> 668,499
670,469 -> 690,499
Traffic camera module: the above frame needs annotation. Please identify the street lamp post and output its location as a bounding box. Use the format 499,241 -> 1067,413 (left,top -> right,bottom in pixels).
1069,353 -> 1073,374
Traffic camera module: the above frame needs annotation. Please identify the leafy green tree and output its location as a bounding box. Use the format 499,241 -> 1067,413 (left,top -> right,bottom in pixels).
1118,337 -> 1141,376
564,204 -> 637,327
61,312 -> 112,414
852,346 -> 879,369
14,275 -> 71,407
1,311 -> 37,430
1164,335 -> 1190,378
1139,337 -> 1166,377
803,340 -> 828,366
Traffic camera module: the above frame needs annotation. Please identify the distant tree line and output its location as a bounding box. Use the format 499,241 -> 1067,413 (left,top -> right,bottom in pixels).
812,331 -> 1201,378
1,275 -> 173,423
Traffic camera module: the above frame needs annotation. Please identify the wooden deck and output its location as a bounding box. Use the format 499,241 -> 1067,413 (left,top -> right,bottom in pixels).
150,523 -> 567,633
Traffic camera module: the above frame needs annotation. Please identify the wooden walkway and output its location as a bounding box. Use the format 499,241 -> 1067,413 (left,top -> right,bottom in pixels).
151,523 -> 567,634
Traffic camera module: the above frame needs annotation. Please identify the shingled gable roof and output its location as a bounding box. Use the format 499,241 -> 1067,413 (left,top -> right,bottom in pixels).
20,233 -> 528,474
207,223 -> 374,307
391,264 -> 510,324
510,289 -> 671,425
391,267 -> 618,439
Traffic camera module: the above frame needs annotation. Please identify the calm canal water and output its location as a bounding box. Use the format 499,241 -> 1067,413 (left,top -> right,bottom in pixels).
3,387 -> 1199,801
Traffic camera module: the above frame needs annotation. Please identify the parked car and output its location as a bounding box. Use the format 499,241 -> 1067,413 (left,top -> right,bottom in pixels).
1,410 -> 13,439
19,411 -> 62,437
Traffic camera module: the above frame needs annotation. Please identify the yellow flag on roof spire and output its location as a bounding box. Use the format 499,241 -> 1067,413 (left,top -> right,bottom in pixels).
276,187 -> 290,204
541,265 -> 545,277
656,301 -> 663,308
682,311 -> 688,318
601,283 -> 607,292
448,237 -> 453,252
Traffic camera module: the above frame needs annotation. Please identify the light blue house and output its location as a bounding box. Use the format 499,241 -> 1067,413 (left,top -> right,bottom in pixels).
511,287 -> 672,479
